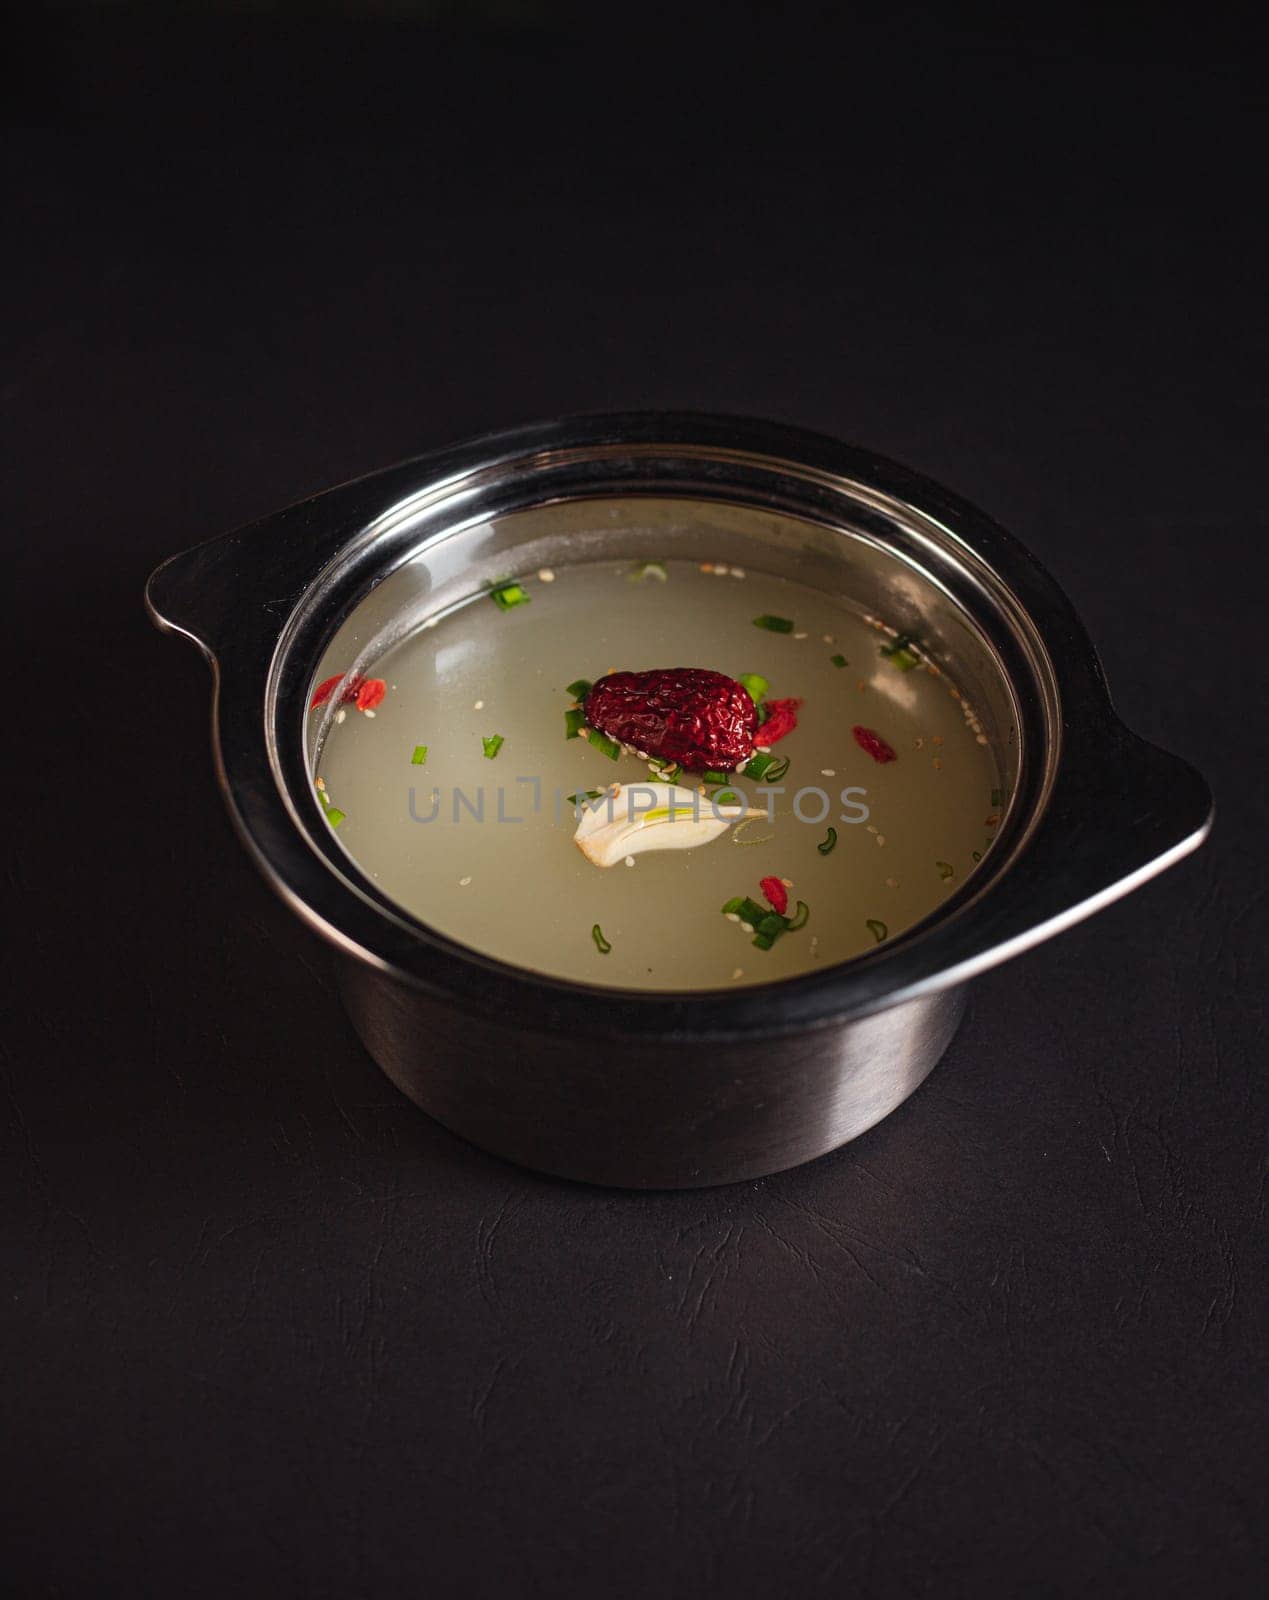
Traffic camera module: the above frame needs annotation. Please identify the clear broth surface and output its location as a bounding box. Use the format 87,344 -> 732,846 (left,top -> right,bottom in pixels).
316,559 -> 1003,990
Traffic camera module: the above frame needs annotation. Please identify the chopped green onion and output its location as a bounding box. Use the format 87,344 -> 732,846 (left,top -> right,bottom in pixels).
563,707 -> 587,740
586,728 -> 622,761
738,672 -> 769,703
711,788 -> 744,807
566,678 -> 593,701
752,614 -> 795,633
723,892 -> 810,950
317,786 -> 331,808
866,918 -> 887,943
701,769 -> 733,786
817,827 -> 837,856
971,849 -> 982,862
410,744 -> 429,766
830,653 -> 848,668
936,860 -> 954,881
482,734 -> 504,760
880,633 -> 922,671
568,789 -> 603,806
325,808 -> 346,829
488,581 -> 531,611
722,895 -> 768,926
990,787 -> 1004,807
591,923 -> 612,954
627,560 -> 668,583
743,752 -> 789,782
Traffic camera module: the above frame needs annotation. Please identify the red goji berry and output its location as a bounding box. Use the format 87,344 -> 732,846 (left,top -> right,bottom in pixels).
759,876 -> 789,916
356,678 -> 387,712
755,697 -> 801,747
852,725 -> 897,763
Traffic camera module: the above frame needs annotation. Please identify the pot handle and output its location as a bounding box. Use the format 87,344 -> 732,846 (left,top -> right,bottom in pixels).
930,716 -> 1213,989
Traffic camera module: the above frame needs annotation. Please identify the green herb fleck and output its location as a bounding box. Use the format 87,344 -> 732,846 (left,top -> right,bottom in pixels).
563,707 -> 587,740
880,633 -> 922,671
565,678 -> 593,701
411,744 -> 429,766
817,827 -> 838,856
723,892 -> 810,950
738,672 -> 769,703
701,769 -> 732,786
325,808 -> 346,829
866,918 -> 887,943
568,789 -> 603,806
753,614 -> 795,634
743,752 -> 789,782
488,581 -> 531,612
830,653 -> 848,668
627,560 -> 668,583
482,734 -> 504,760
936,860 -> 954,881
592,923 -> 612,954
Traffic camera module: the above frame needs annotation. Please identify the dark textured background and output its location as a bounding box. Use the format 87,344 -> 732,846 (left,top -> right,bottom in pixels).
3,5 -> 1265,1595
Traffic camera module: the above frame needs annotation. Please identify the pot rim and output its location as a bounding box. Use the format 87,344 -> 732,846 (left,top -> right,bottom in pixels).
146,411 -> 1212,1040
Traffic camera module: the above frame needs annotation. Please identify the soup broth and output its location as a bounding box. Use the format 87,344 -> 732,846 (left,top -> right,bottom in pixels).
314,557 -> 1004,990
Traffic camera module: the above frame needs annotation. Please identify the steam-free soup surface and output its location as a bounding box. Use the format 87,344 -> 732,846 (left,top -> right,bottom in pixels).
315,559 -> 1003,990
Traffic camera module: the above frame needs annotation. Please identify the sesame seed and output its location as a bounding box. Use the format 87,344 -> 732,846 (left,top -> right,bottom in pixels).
713,564 -> 728,576
822,634 -> 834,643
732,967 -> 744,979
821,768 -> 836,777
867,824 -> 878,834
976,733 -> 989,745
794,631 -> 808,640
876,835 -> 886,846
335,708 -> 346,723
458,875 -> 472,886
315,777 -> 326,790
726,912 -> 741,923
625,855 -> 636,867
914,737 -> 925,750
538,568 -> 555,582
363,709 -> 376,718
474,699 -> 484,710
740,922 -> 754,934
730,567 -> 746,579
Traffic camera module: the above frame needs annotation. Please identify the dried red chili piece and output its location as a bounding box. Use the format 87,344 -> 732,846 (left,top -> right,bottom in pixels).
584,667 -> 758,772
759,876 -> 789,916
754,697 -> 801,747
852,725 -> 898,763
356,678 -> 387,712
